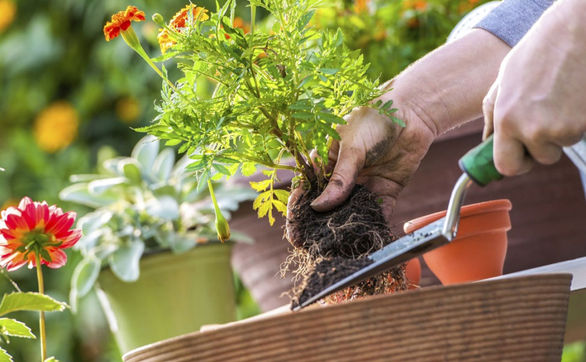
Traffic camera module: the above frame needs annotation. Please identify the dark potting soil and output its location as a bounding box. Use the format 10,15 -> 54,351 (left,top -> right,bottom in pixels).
287,184 -> 394,259
287,184 -> 407,308
292,256 -> 373,308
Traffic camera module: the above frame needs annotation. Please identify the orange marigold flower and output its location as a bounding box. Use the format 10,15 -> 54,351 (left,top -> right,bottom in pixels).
402,0 -> 428,11
232,17 -> 250,34
224,17 -> 250,40
0,197 -> 81,271
353,0 -> 369,14
169,3 -> 209,29
104,5 -> 146,41
157,4 -> 209,54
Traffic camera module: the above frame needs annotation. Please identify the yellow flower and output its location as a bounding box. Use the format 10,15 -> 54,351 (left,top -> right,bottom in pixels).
34,102 -> 79,153
116,96 -> 141,123
0,0 -> 16,33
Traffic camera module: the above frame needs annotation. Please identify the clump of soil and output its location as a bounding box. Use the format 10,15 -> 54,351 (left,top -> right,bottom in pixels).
286,183 -> 408,309
291,256 -> 407,308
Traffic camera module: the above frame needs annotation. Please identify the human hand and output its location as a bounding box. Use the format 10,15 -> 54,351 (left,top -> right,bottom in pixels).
482,0 -> 586,176
289,99 -> 437,223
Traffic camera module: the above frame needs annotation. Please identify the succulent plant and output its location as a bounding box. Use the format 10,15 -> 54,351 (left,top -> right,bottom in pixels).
60,135 -> 255,304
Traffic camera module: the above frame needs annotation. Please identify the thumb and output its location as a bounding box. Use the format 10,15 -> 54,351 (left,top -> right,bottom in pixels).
310,144 -> 364,212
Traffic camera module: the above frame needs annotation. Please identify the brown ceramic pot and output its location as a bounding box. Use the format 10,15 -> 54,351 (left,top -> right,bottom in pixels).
404,199 -> 512,285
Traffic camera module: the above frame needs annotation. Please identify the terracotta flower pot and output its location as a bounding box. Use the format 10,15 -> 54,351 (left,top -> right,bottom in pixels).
403,199 -> 512,285
405,258 -> 421,289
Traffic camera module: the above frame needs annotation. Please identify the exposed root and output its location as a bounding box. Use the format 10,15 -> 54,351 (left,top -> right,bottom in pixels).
284,183 -> 408,309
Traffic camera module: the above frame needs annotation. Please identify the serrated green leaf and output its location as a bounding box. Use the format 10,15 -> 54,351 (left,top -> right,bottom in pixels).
272,199 -> 287,216
0,347 -> 12,362
267,209 -> 275,226
165,139 -> 182,146
323,125 -> 341,140
252,193 -> 263,210
0,318 -> 35,339
292,112 -> 314,120
249,179 -> 271,192
213,163 -> 232,176
318,112 -> 345,124
273,189 -> 290,204
297,10 -> 314,30
241,162 -> 257,177
0,293 -> 67,316
391,116 -> 406,127
257,199 -> 272,218
288,100 -> 312,111
320,68 -> 339,75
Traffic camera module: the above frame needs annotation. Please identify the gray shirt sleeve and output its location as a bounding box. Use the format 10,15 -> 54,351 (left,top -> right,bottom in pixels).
474,0 -> 554,47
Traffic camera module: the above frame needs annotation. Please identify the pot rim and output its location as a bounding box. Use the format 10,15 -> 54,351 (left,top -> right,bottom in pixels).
403,199 -> 512,234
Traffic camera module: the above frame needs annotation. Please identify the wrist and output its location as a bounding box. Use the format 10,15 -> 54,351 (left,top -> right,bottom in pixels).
378,75 -> 444,139
379,29 -> 510,138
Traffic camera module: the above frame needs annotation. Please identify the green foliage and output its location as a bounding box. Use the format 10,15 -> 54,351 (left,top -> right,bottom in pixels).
312,0 -> 493,80
0,319 -> 35,339
0,292 -> 67,362
139,0 -> 400,223
562,341 -> 586,362
0,293 -> 66,316
60,136 -> 256,305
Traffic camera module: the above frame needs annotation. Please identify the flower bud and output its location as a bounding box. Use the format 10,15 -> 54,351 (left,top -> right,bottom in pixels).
120,26 -> 142,52
214,210 -> 231,243
152,13 -> 165,26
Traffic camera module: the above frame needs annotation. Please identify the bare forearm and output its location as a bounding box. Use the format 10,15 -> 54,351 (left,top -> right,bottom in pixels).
380,29 -> 510,137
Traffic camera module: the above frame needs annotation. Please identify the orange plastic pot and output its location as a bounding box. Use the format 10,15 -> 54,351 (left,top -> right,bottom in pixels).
403,199 -> 512,285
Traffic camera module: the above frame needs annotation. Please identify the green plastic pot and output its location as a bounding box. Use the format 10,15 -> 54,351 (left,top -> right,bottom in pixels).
97,243 -> 236,353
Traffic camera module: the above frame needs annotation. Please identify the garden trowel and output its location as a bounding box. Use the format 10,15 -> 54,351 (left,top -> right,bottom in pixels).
293,135 -> 586,311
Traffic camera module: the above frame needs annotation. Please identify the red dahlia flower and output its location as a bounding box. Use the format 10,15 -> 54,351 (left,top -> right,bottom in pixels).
0,197 -> 81,271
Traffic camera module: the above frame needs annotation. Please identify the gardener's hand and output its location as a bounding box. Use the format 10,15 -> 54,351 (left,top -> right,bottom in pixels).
307,103 -> 436,222
482,0 -> 586,176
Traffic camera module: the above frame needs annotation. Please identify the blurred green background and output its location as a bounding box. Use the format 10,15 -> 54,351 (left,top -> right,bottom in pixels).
1,0 -> 583,361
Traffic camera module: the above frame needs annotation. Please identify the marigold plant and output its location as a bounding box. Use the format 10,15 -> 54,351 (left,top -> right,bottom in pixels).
106,0 -> 401,227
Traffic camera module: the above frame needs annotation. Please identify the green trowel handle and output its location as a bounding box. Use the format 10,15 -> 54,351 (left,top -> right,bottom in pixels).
458,135 -> 503,186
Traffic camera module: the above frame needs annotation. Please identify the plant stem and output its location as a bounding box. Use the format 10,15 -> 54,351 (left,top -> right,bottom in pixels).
207,179 -> 221,215
0,269 -> 21,292
134,47 -> 178,92
35,253 -> 47,362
